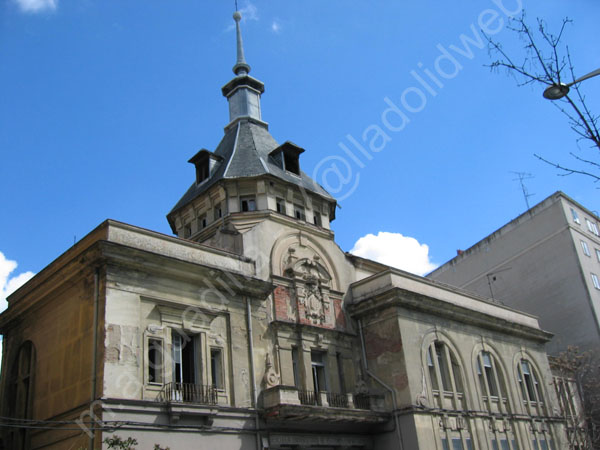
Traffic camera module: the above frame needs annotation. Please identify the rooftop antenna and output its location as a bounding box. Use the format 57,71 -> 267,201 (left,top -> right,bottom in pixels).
486,266 -> 512,303
511,171 -> 535,210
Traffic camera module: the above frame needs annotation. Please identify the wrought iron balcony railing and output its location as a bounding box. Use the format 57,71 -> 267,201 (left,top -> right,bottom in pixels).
157,382 -> 218,405
353,394 -> 371,410
327,392 -> 349,408
298,389 -> 320,406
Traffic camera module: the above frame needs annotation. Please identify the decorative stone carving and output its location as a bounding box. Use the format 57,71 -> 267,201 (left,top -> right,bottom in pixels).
263,352 -> 280,388
354,378 -> 369,395
300,283 -> 325,324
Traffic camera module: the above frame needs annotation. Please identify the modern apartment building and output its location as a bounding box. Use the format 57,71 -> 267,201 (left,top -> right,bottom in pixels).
430,191 -> 600,355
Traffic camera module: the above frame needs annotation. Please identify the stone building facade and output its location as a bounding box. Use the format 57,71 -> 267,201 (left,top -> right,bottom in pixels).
0,11 -> 567,450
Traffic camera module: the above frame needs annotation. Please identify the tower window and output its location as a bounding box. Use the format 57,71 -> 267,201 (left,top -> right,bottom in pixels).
214,204 -> 223,220
198,214 -> 207,230
240,196 -> 256,212
294,204 -> 306,221
276,197 -> 286,215
183,224 -> 192,238
313,213 -> 322,227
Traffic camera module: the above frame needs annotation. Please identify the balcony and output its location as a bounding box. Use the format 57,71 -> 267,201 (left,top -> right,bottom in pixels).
261,385 -> 389,429
157,382 -> 218,405
156,382 -> 218,424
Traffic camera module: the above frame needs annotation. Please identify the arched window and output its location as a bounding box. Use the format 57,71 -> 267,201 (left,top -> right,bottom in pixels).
516,358 -> 550,421
426,340 -> 465,409
476,351 -> 510,413
517,360 -> 543,404
7,341 -> 36,450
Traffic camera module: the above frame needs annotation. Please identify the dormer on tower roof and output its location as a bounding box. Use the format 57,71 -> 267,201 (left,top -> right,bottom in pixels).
188,149 -> 223,185
269,142 -> 304,176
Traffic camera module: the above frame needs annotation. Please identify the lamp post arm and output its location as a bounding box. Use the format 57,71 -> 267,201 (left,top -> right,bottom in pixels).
567,67 -> 600,87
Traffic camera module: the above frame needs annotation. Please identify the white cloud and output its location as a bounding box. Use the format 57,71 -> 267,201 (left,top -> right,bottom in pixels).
1,251 -> 35,314
350,231 -> 438,276
13,0 -> 57,13
239,2 -> 258,22
271,20 -> 282,34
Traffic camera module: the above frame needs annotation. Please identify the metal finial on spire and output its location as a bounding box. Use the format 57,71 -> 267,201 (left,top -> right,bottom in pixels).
232,11 -> 251,76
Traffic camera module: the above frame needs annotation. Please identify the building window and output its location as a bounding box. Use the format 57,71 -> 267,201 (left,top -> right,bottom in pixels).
294,204 -> 306,221
183,224 -> 192,238
283,152 -> 300,175
586,218 -> 599,236
491,438 -> 512,450
313,213 -> 322,227
240,196 -> 256,212
147,339 -> 164,384
426,341 -> 466,410
596,248 -> 600,262
428,341 -> 463,393
198,214 -> 207,230
581,240 -> 591,256
532,437 -> 553,450
292,347 -> 300,388
311,351 -> 328,393
336,352 -> 346,394
172,331 -> 199,386
210,348 -> 224,390
276,197 -> 286,215
441,437 -> 473,450
477,351 -> 498,397
592,273 -> 600,290
571,208 -> 580,224
214,204 -> 222,220
517,360 -> 542,404
8,341 -> 35,450
196,159 -> 210,184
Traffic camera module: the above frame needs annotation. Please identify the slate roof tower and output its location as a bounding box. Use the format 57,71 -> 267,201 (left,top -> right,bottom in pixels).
167,11 -> 335,245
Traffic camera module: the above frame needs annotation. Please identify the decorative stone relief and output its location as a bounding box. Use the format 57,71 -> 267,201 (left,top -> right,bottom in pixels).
354,378 -> 369,395
283,253 -> 332,325
263,352 -> 280,388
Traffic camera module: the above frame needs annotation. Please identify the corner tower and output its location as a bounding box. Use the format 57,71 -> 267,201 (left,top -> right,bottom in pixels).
167,11 -> 336,252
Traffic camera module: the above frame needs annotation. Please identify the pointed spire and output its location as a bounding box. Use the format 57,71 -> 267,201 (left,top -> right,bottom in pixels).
232,11 -> 251,76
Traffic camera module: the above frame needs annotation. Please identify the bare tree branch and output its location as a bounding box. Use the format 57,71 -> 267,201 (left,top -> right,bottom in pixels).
485,14 -> 600,185
534,154 -> 600,182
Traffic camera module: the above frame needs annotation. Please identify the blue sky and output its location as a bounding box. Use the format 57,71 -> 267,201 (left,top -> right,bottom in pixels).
1,0 -> 599,305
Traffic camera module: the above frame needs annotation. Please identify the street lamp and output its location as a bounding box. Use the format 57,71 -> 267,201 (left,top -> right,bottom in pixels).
543,67 -> 600,100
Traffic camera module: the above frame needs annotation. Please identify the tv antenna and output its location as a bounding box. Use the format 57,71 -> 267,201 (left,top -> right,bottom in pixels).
511,172 -> 535,210
486,266 -> 512,303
